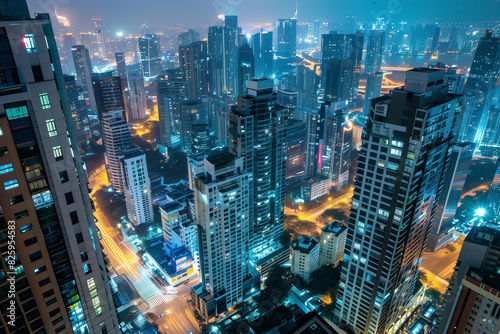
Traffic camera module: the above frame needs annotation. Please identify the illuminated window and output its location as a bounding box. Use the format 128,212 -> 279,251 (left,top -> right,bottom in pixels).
0,126 -> 3,136
390,148 -> 402,156
39,93 -> 51,109
6,105 -> 28,120
23,34 -> 37,53
46,119 -> 57,136
0,163 -> 14,174
4,179 -> 19,190
53,146 -> 63,161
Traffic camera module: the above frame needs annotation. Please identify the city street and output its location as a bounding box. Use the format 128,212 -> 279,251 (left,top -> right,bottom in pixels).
284,191 -> 353,221
89,166 -> 200,334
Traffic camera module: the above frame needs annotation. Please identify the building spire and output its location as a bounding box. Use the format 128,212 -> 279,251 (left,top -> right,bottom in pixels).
293,1 -> 298,20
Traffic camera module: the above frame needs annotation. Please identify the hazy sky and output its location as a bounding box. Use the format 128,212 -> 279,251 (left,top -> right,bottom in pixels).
27,0 -> 500,33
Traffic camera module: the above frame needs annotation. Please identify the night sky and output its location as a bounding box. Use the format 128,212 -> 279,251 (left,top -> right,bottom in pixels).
26,0 -> 500,33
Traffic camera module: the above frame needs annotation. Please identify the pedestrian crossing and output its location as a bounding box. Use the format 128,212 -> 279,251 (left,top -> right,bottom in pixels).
147,294 -> 175,308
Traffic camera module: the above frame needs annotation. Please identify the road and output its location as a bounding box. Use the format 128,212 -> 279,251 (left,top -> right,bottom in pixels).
89,165 -> 200,334
156,296 -> 199,334
285,191 -> 353,221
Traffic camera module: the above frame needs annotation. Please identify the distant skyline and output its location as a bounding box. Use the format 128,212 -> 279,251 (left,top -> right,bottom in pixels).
27,0 -> 500,34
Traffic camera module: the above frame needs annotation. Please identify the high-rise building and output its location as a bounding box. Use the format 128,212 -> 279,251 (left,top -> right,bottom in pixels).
180,100 -> 208,154
252,30 -> 273,78
179,41 -> 208,100
335,68 -> 464,334
438,224 -> 500,334
115,52 -> 127,81
324,59 -> 354,102
463,30 -> 500,146
191,124 -> 211,154
296,64 -> 320,110
365,30 -> 385,74
64,75 -> 91,149
443,65 -> 465,94
228,79 -> 288,254
72,45 -> 98,113
92,18 -> 106,58
286,119 -> 306,179
222,15 -> 239,95
0,4 -> 119,332
363,72 -> 383,116
441,267 -> 500,334
480,107 -> 500,157
424,24 -> 440,53
102,110 -> 135,193
290,235 -> 320,281
127,74 -> 147,120
190,150 -> 253,318
92,71 -> 126,121
157,69 -> 189,149
178,29 -> 200,47
427,142 -> 474,251
485,162 -> 500,217
320,221 -> 347,267
277,89 -> 298,118
276,17 -> 297,76
79,32 -> 92,51
237,44 -> 255,97
120,150 -> 153,225
138,34 -> 162,78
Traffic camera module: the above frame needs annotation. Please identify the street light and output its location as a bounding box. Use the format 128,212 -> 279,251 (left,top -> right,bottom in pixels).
475,208 -> 486,217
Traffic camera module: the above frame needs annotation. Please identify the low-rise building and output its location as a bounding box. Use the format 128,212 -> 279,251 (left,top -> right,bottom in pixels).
320,221 -> 347,266
290,236 -> 320,281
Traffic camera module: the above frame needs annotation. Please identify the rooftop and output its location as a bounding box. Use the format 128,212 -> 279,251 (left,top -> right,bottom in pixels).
291,235 -> 319,254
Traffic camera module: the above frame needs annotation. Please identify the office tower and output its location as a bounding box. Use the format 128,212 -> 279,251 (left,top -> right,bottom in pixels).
211,93 -> 233,146
60,33 -> 76,74
424,24 -> 440,53
441,268 -> 500,334
443,65 -> 465,94
127,74 -> 147,120
427,142 -> 474,250
290,236 -> 320,281
79,31 -> 92,50
237,44 -> 255,97
92,71 -> 126,121
320,221 -> 347,267
324,59 -> 354,102
191,150 -> 251,318
320,31 -> 363,100
102,110 -> 135,193
180,100 -> 208,154
365,30 -> 385,74
64,75 -> 91,149
335,69 -> 464,334
72,45 -> 98,113
276,17 -> 297,76
179,41 -> 208,100
157,69 -> 189,149
228,79 -> 288,254
463,30 -> 500,145
486,162 -> 500,217
191,124 -> 211,154
92,18 -> 106,58
252,30 -> 273,78
138,34 -> 162,78
480,108 -> 500,157
296,64 -> 320,110
178,29 -> 200,47
307,20 -> 320,46
207,15 -> 239,98
115,52 -> 127,80
438,224 -> 500,334
363,72 -> 383,116
277,89 -> 298,118
0,4 -> 119,333
120,150 -> 153,225
286,119 -> 306,179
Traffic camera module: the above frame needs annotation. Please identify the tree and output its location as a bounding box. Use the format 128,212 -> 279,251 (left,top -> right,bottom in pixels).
256,265 -> 293,313
279,231 -> 292,245
321,208 -> 349,223
426,288 -> 443,303
306,265 -> 341,295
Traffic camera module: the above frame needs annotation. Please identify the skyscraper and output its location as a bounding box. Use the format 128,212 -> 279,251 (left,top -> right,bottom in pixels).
178,29 -> 200,47
92,71 -> 126,121
335,69 -> 464,334
207,25 -> 224,97
443,65 -> 465,94
276,17 -> 297,76
92,18 -> 106,58
138,34 -> 162,78
463,30 -> 500,146
179,41 -> 209,100
115,51 -> 127,80
72,45 -> 98,113
228,79 -> 288,254
102,110 -> 135,193
190,150 -> 252,318
252,30 -> 273,78
64,75 -> 91,149
365,30 -> 385,74
363,72 -> 383,116
237,44 -> 255,97
180,99 -> 208,154
120,150 -> 153,225
0,4 -> 118,332
324,59 -> 354,102
127,74 -> 147,120
157,69 -> 189,149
